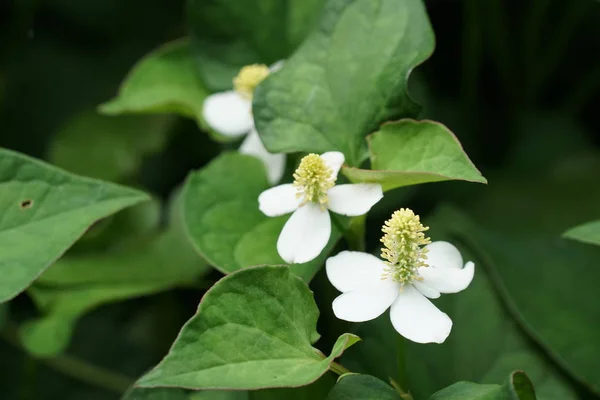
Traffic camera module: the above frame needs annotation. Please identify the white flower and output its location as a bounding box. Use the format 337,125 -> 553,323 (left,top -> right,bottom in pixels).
259,151 -> 383,264
202,63 -> 285,184
326,209 -> 475,344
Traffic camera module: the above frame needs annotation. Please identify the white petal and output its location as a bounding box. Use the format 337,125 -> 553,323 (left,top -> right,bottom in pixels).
320,151 -> 345,179
418,241 -> 475,294
326,251 -> 387,293
269,60 -> 285,72
332,279 -> 400,322
327,184 -> 383,216
389,285 -> 452,344
277,203 -> 331,264
240,129 -> 286,184
425,241 -> 463,269
202,91 -> 253,137
258,184 -> 300,217
412,281 -> 441,299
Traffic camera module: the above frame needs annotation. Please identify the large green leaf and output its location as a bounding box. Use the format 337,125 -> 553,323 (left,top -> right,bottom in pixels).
48,111 -> 173,182
20,194 -> 210,356
429,372 -> 536,400
253,0 -> 435,166
440,207 -> 600,395
563,220 -> 600,246
186,0 -> 325,91
342,120 -> 486,191
341,209 -> 578,400
137,266 -> 360,390
99,39 -> 209,128
183,152 -> 339,282
0,148 -> 149,303
326,374 -> 401,400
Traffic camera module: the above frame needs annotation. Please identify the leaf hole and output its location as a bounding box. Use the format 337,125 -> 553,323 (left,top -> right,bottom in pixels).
20,199 -> 34,209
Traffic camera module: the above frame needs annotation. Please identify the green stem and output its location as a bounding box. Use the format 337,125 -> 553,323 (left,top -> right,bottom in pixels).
390,379 -> 414,400
346,215 -> 366,252
329,361 -> 351,376
2,322 -> 133,394
394,335 -> 413,399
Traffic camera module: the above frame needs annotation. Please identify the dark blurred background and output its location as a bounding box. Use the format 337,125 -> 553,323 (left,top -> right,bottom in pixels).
0,0 -> 599,398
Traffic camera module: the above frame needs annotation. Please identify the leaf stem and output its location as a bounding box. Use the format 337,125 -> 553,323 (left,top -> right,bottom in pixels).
329,361 -> 351,376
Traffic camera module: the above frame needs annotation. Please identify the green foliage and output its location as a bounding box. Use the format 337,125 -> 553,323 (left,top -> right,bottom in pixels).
563,220 -> 600,246
253,0 -> 435,166
438,207 -> 600,395
428,371 -> 536,400
0,148 -> 149,303
183,152 -> 340,281
1,0 -> 598,398
137,266 -> 359,390
20,195 -> 210,357
48,111 -> 173,182
326,374 -> 401,400
342,120 -> 486,191
342,208 -> 577,400
99,39 -> 209,129
186,0 -> 325,90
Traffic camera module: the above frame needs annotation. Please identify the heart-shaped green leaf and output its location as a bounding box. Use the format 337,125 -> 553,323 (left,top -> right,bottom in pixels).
186,0 -> 325,91
0,148 -> 149,303
253,0 -> 435,166
137,265 -> 360,390
326,374 -> 401,400
429,371 -> 536,400
563,220 -> 600,246
342,120 -> 486,191
183,152 -> 339,282
99,39 -> 209,128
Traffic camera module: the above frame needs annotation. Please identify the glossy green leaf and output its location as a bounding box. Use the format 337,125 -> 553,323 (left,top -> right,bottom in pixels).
253,0 -> 435,166
429,371 -> 536,400
99,39 -> 209,128
439,207 -> 600,395
137,266 -> 360,390
183,152 -> 339,282
48,110 -> 173,182
326,374 -> 400,400
342,120 -> 486,191
187,0 -> 324,91
563,219 -> 600,246
20,195 -> 210,356
0,148 -> 149,303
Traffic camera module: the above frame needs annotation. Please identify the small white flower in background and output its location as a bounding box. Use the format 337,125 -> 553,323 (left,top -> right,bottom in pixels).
202,62 -> 285,184
259,151 -> 383,264
326,208 -> 474,344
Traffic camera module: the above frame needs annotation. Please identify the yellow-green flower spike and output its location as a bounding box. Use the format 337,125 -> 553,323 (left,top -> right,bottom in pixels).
293,154 -> 335,207
380,208 -> 431,284
233,64 -> 270,99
